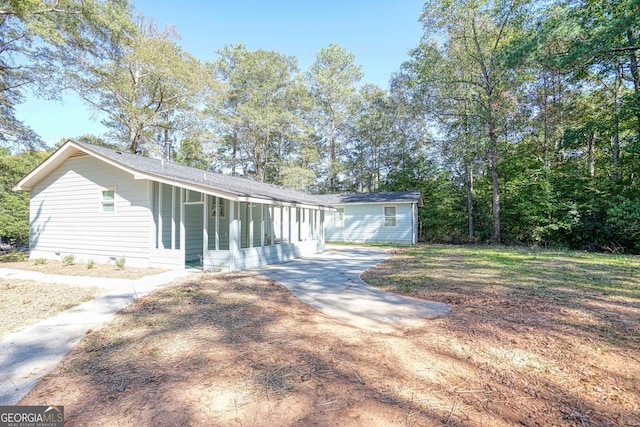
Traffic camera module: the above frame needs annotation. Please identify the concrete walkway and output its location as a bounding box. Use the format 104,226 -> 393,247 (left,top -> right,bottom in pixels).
253,246 -> 451,333
0,269 -> 195,405
0,247 -> 450,405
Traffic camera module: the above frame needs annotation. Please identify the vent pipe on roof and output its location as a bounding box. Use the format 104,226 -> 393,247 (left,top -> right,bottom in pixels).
164,140 -> 171,162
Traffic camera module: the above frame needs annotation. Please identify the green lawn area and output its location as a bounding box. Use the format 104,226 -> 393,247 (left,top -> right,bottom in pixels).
364,244 -> 639,300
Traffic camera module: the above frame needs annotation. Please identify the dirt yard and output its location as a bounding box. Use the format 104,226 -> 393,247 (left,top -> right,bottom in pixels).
0,279 -> 102,336
16,246 -> 640,426
0,257 -> 167,336
0,256 -> 166,280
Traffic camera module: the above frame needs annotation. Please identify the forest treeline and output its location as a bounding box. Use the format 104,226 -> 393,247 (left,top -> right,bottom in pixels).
1,0 -> 639,252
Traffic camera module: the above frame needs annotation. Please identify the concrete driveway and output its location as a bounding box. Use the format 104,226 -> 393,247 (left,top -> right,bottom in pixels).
0,246 -> 449,405
254,246 -> 451,333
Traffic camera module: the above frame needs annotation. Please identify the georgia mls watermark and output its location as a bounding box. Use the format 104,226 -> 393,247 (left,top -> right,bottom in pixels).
0,406 -> 64,427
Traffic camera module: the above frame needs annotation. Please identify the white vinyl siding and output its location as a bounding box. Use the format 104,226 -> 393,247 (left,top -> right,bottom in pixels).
324,203 -> 416,244
26,147 -> 328,271
29,155 -> 152,267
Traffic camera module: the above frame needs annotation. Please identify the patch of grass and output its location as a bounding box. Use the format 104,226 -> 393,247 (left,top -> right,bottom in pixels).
382,244 -> 640,300
0,251 -> 27,262
62,254 -> 76,266
33,258 -> 47,265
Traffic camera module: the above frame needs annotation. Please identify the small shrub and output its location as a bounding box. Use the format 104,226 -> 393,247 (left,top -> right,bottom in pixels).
87,259 -> 95,269
115,257 -> 126,270
62,254 -> 76,266
34,258 -> 47,265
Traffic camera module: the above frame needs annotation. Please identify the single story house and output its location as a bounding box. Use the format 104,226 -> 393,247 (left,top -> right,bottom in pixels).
315,191 -> 422,245
13,140 -> 334,271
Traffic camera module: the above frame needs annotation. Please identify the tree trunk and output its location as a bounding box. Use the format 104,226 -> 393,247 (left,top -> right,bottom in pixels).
128,124 -> 142,154
613,94 -> 620,182
627,28 -> 640,139
231,127 -> 238,176
489,119 -> 501,244
329,110 -> 337,191
465,161 -> 474,242
588,130 -> 596,178
542,72 -> 550,170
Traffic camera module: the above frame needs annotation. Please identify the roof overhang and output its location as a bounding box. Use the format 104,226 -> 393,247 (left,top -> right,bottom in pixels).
14,140 -> 84,191
13,140 -> 335,210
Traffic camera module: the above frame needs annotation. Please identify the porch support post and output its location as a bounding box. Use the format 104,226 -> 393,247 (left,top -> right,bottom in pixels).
203,195 -> 209,259
179,188 -> 186,261
171,186 -> 176,250
229,200 -> 238,271
157,183 -> 163,249
249,202 -> 254,248
215,197 -> 220,251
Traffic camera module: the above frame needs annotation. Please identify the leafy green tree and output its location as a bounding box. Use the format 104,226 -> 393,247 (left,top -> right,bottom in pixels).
307,44 -> 363,192
278,161 -> 316,191
65,18 -> 209,155
0,0 -> 135,151
211,44 -> 310,182
0,148 -> 50,243
410,0 -> 531,243
175,138 -> 212,170
344,84 -> 396,192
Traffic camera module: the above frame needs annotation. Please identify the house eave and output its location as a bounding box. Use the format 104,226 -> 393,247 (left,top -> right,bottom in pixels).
13,140 -> 333,210
13,140 -> 79,191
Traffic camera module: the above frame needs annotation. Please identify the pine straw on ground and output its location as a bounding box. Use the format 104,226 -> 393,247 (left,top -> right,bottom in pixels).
0,257 -> 166,280
19,259 -> 639,426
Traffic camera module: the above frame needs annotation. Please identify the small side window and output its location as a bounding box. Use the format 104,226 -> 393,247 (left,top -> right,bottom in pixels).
101,188 -> 116,213
334,208 -> 345,228
383,206 -> 396,227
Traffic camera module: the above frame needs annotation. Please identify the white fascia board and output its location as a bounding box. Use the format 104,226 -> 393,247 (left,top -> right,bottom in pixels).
236,196 -> 335,211
13,140 -> 80,191
330,201 -> 415,206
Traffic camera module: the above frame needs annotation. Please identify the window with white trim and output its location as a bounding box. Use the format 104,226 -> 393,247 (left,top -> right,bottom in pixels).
101,187 -> 116,213
383,206 -> 397,227
334,208 -> 345,228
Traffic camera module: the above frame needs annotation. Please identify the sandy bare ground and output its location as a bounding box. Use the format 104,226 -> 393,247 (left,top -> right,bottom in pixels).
0,257 -> 166,280
0,258 -> 167,336
15,245 -> 639,426
0,279 -> 102,337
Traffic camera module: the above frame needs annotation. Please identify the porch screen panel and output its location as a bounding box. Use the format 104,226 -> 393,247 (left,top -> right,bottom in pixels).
264,205 -> 273,246
161,184 -> 173,248
239,202 -> 250,249
208,196 -> 216,250
300,208 -> 309,241
274,206 -> 282,244
312,209 -> 318,239
218,199 -> 230,250
282,207 -> 290,243
174,186 -> 181,249
152,182 -> 159,248
252,203 -> 262,247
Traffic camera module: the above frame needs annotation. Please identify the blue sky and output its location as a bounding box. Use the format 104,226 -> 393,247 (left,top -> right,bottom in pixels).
15,0 -> 425,147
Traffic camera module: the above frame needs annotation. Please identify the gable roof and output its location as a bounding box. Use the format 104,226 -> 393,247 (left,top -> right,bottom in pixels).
14,140 -> 332,209
314,191 -> 423,206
